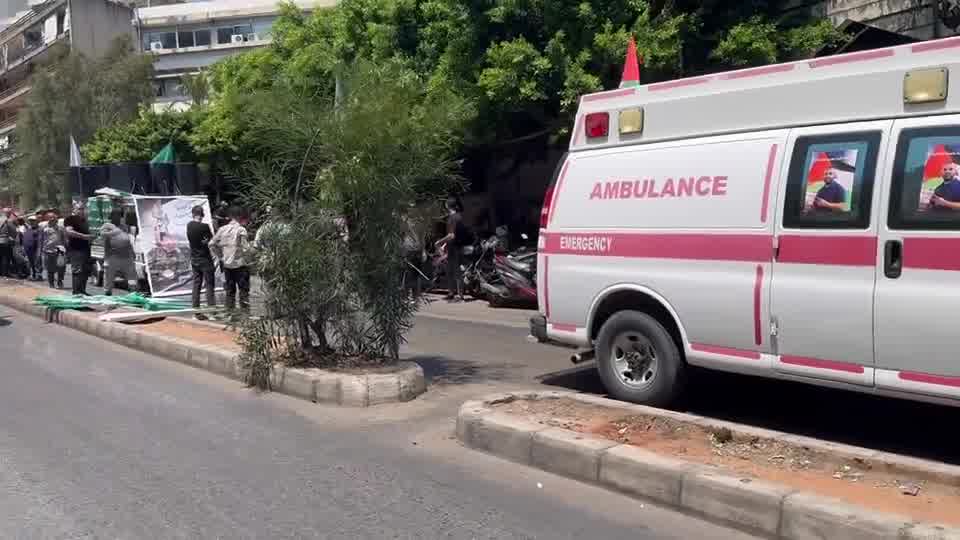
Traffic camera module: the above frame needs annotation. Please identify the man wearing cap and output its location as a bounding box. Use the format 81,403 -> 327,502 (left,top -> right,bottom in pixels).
22,216 -> 42,281
64,202 -> 94,295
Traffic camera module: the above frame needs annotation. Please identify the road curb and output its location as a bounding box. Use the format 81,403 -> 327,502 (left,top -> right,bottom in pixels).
456,391 -> 960,539
0,291 -> 427,407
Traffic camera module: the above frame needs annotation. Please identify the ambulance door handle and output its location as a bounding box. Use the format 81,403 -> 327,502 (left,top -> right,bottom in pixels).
884,240 -> 902,279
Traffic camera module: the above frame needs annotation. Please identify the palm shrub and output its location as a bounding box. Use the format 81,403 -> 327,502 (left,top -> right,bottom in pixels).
235,60 -> 473,387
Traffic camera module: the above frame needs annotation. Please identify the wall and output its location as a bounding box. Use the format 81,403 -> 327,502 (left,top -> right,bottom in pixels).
0,0 -> 29,20
153,46 -> 256,72
68,0 -> 136,57
817,0 -> 958,39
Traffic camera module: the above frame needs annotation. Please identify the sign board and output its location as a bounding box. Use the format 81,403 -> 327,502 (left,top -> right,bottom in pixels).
133,196 -> 220,297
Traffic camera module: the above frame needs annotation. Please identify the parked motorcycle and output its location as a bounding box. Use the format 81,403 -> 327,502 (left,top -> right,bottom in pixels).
466,232 -> 537,307
461,235 -> 499,300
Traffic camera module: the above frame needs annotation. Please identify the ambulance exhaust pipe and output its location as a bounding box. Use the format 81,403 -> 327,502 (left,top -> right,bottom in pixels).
570,349 -> 595,365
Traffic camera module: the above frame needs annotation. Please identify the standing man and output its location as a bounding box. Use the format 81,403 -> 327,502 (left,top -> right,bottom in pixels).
187,205 -> 216,319
21,216 -> 42,281
434,196 -> 470,302
100,209 -> 138,296
41,212 -> 66,289
0,209 -> 17,278
930,163 -> 960,211
64,202 -> 94,296
209,206 -> 253,317
813,168 -> 848,213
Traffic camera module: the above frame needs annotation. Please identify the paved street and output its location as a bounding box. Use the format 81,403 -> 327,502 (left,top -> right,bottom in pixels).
18,272 -> 960,465
0,304 -> 756,539
404,314 -> 960,466
22,272 -> 960,464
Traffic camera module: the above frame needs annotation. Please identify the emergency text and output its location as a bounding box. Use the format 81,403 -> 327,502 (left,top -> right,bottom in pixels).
559,235 -> 615,253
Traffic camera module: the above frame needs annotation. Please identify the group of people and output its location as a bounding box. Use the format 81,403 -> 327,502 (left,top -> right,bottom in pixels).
4,196 -> 476,316
0,207 -> 93,292
187,204 -> 256,319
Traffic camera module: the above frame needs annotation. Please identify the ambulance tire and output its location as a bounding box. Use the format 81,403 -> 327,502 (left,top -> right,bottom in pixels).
596,310 -> 685,407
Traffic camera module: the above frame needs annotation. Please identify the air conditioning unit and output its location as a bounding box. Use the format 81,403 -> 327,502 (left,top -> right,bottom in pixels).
246,33 -> 259,42
150,42 -> 164,51
230,34 -> 244,44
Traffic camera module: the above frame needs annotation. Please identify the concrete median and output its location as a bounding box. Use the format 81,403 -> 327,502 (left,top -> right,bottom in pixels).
457,391 -> 960,540
0,290 -> 427,407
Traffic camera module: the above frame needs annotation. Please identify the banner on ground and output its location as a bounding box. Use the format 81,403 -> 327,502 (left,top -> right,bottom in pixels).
133,196 -> 221,298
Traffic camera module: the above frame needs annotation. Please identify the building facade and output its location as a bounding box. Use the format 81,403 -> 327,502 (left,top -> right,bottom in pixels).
0,0 -> 135,164
136,0 -> 335,111
787,0 -> 960,39
0,0 -> 30,23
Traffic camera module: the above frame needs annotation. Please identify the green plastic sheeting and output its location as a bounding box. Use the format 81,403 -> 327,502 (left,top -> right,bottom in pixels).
34,292 -> 190,312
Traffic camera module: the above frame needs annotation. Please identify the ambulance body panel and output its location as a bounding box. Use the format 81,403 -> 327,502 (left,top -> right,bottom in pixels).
535,36 -> 960,406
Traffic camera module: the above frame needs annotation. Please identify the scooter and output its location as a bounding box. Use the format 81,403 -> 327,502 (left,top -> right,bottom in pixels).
461,234 -> 500,300
477,233 -> 538,307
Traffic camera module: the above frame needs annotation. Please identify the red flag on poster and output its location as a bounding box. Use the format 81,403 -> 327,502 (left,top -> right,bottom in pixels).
807,152 -> 832,183
924,144 -> 955,180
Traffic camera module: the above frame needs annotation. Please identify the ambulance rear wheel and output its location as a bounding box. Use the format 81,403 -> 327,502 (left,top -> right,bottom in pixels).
596,311 -> 685,407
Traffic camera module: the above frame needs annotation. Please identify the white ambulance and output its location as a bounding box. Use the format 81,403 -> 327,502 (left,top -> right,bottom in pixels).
531,36 -> 960,408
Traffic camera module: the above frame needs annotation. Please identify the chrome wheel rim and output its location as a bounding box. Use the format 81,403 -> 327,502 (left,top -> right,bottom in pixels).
611,331 -> 658,389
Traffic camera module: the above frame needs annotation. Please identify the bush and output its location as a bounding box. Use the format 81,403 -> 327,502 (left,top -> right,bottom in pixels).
235,60 -> 473,387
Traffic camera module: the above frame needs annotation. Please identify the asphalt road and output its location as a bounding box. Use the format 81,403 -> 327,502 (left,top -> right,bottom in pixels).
0,305 -> 755,539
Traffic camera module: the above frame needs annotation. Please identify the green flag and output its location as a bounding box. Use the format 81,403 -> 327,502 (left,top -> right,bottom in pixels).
150,142 -> 176,165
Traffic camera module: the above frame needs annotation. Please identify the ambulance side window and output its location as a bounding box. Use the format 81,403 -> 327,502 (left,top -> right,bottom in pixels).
782,131 -> 881,230
888,126 -> 960,230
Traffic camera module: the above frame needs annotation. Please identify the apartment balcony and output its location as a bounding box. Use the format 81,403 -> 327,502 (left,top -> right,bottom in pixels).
0,115 -> 17,135
1,30 -> 69,77
0,79 -> 31,108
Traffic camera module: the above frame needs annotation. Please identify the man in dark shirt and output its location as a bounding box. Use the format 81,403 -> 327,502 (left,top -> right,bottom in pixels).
22,216 -> 42,281
813,168 -> 848,213
434,196 -> 470,302
64,203 -> 94,295
187,205 -> 216,317
930,163 -> 960,212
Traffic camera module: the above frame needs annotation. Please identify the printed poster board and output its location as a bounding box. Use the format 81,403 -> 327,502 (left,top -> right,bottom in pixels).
917,141 -> 960,213
801,148 -> 860,214
134,196 -> 221,297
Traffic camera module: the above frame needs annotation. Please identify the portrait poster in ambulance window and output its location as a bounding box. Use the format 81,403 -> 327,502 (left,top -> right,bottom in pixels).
801,145 -> 863,215
915,140 -> 960,213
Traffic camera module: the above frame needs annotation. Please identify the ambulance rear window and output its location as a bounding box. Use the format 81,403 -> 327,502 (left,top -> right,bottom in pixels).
888,126 -> 960,231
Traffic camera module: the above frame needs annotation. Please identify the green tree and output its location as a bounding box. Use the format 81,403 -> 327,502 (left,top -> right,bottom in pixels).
202,0 -> 843,154
179,72 -> 211,107
13,35 -> 153,207
83,108 -> 201,165
235,60 -> 473,387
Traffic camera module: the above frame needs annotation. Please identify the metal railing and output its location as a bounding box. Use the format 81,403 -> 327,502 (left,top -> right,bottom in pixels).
0,116 -> 18,131
0,80 -> 31,104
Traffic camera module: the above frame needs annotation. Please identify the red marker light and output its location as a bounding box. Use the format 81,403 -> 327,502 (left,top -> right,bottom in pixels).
540,185 -> 554,228
585,113 -> 609,138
